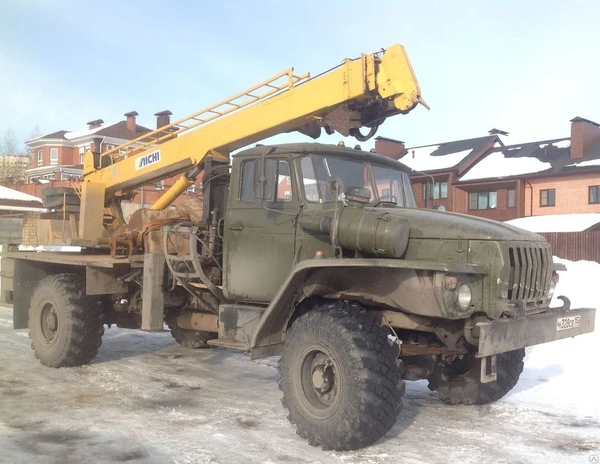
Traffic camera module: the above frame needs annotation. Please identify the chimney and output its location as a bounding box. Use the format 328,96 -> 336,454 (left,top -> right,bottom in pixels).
124,111 -> 139,132
488,128 -> 509,136
154,110 -> 172,129
570,116 -> 600,159
374,137 -> 407,160
87,119 -> 104,130
92,136 -> 103,154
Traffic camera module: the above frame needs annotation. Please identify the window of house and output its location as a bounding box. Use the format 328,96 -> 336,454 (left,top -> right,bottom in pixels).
79,147 -> 85,165
589,186 -> 600,204
469,191 -> 497,210
30,176 -> 39,184
43,173 -> 55,180
105,144 -> 114,151
540,189 -> 555,207
37,149 -> 43,165
50,148 -> 58,165
155,181 -> 164,190
507,189 -> 516,208
423,181 -> 448,201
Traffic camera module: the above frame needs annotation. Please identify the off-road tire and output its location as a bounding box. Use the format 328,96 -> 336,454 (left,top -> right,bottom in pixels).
29,274 -> 105,367
279,302 -> 404,451
168,325 -> 215,349
428,349 -> 525,405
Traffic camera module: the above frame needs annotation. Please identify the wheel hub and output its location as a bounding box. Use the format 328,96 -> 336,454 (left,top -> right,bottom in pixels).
40,303 -> 59,343
311,363 -> 334,393
46,310 -> 58,331
297,344 -> 341,418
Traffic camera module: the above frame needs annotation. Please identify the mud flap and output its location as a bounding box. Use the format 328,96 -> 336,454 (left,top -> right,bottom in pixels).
480,355 -> 497,383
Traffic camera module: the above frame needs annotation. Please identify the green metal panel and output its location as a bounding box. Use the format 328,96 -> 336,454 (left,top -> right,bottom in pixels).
223,155 -> 298,301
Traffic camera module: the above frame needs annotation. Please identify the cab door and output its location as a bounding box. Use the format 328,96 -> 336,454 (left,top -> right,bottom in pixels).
222,156 -> 297,302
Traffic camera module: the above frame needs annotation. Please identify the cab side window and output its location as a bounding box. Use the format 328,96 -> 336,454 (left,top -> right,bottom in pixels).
240,160 -> 258,203
239,158 -> 292,203
274,160 -> 292,202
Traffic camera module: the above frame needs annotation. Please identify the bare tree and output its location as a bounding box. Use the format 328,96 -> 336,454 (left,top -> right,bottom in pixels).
0,126 -> 36,183
24,124 -> 43,158
0,127 -> 19,155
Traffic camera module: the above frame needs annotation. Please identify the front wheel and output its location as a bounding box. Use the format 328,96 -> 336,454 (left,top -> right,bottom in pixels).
428,349 -> 525,405
279,303 -> 404,451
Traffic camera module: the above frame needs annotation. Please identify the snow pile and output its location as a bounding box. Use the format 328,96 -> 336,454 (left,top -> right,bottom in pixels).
64,122 -> 118,140
0,185 -> 42,203
17,245 -> 81,252
566,158 -> 600,168
505,213 -> 600,233
460,151 -> 551,181
540,139 -> 571,149
510,258 -> 600,418
402,145 -> 473,172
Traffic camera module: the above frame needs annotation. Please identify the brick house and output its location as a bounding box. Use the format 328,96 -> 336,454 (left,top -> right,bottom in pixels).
375,117 -> 600,222
16,111 -> 201,209
455,117 -> 600,220
375,134 -> 503,211
25,111 -> 151,183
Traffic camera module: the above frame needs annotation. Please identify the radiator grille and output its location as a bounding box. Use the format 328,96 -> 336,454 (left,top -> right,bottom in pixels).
507,244 -> 552,301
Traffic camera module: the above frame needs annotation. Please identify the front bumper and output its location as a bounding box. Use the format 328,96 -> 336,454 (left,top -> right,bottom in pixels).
476,306 -> 596,358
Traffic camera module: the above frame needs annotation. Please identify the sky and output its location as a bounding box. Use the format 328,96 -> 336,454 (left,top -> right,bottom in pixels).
1,0 -> 599,153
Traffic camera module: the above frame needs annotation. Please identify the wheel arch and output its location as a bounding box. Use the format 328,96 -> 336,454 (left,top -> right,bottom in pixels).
250,257 -> 486,359
12,259 -> 81,329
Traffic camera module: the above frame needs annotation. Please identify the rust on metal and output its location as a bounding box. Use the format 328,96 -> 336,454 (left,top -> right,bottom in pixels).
400,344 -> 467,357
176,312 -> 219,333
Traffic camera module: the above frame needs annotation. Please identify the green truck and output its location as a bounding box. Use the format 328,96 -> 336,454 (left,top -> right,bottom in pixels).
2,142 -> 595,451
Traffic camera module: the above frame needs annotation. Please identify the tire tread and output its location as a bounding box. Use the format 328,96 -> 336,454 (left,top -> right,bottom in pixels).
279,302 -> 404,451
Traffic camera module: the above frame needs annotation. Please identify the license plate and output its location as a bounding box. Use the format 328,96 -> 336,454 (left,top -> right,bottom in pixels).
556,315 -> 581,331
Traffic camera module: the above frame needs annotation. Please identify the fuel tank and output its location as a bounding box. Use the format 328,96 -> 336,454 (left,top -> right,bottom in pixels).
298,205 -> 409,258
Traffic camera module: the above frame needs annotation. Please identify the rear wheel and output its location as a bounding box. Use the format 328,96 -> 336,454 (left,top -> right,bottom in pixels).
279,302 -> 404,451
29,274 -> 105,367
428,349 -> 525,405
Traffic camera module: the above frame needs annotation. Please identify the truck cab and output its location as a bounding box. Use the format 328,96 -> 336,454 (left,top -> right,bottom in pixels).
223,143 -> 415,302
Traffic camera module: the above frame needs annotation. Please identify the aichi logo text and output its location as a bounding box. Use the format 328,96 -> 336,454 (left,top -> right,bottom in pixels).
135,151 -> 161,170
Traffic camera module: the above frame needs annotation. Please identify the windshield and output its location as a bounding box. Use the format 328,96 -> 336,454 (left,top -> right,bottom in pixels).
299,154 -> 415,207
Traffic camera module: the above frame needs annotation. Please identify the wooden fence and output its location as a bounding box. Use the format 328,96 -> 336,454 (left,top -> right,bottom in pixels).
540,231 -> 600,262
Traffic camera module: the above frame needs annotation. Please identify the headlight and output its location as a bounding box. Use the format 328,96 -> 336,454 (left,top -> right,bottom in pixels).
455,283 -> 472,312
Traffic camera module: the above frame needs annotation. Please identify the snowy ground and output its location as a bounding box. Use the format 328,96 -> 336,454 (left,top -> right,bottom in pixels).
0,259 -> 598,464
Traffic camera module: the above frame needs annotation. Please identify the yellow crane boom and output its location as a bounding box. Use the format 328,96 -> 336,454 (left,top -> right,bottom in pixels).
79,44 -> 426,240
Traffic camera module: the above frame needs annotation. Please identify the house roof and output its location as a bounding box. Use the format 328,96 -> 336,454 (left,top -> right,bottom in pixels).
0,185 -> 42,203
94,121 -> 152,140
32,121 -> 152,144
42,130 -> 68,140
398,135 -> 500,173
505,213 -> 600,233
0,185 -> 45,212
458,137 -> 583,182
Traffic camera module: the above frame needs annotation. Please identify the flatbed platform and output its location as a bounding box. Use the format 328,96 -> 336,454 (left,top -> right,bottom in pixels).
1,251 -> 143,268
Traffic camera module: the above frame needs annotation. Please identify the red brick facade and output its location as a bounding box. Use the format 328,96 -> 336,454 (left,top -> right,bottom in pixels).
378,117 -> 600,222
524,171 -> 600,216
